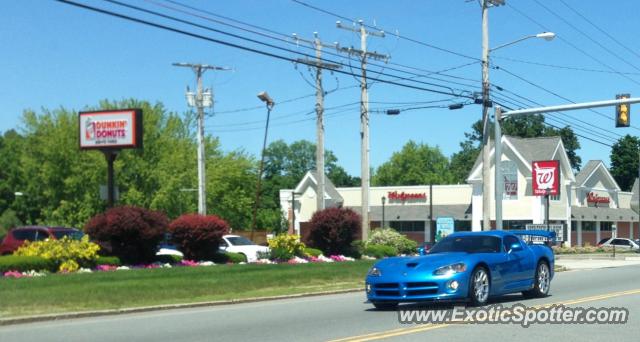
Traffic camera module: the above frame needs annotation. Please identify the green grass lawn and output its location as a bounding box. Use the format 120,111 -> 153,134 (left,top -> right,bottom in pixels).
0,260 -> 375,318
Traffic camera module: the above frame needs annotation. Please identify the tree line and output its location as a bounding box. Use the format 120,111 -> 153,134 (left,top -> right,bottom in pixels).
0,99 -> 638,234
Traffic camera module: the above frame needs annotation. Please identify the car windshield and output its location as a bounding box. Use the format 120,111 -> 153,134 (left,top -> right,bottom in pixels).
227,236 -> 256,246
429,235 -> 501,254
53,230 -> 84,240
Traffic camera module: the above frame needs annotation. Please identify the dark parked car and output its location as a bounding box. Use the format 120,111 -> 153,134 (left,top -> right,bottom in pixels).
0,226 -> 84,255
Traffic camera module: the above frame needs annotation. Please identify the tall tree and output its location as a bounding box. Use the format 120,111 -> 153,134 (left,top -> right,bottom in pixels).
449,115 -> 582,183
373,141 -> 453,186
610,135 -> 640,191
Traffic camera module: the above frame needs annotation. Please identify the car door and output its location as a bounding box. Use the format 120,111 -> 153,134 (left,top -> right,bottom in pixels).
502,235 -> 534,289
611,239 -> 631,249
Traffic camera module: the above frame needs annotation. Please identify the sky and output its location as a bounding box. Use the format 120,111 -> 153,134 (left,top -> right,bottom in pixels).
1,0 -> 639,178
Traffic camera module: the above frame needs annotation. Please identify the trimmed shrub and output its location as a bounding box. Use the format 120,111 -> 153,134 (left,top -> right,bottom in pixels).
365,228 -> 417,255
349,240 -> 364,259
14,236 -> 101,272
303,247 -> 323,258
307,207 -> 360,256
0,255 -> 57,273
211,252 -> 247,264
267,234 -> 306,260
156,254 -> 182,264
85,206 -> 169,264
96,256 -> 121,266
169,214 -> 229,261
364,244 -> 397,259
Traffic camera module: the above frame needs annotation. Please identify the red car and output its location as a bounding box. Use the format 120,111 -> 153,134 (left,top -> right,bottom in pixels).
0,226 -> 84,255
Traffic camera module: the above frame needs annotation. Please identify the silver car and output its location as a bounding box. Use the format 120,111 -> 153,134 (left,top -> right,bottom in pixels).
599,238 -> 640,250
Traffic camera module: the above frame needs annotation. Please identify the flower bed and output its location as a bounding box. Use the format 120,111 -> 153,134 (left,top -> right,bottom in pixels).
1,254 -> 357,278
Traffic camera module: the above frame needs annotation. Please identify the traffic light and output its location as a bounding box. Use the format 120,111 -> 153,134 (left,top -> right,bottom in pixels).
616,93 -> 630,127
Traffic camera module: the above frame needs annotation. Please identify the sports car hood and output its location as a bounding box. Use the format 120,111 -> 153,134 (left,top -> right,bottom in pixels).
373,252 -> 469,276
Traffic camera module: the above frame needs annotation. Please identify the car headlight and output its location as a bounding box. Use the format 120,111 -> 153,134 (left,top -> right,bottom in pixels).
368,267 -> 382,277
433,263 -> 467,276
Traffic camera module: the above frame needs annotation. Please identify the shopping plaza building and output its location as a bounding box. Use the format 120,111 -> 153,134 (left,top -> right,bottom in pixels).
280,136 -> 640,247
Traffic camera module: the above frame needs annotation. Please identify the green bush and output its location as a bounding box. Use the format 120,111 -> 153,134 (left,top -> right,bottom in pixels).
95,256 -> 121,266
156,254 -> 182,264
303,247 -> 323,257
349,240 -> 365,259
365,228 -> 417,254
0,255 -> 57,273
267,234 -> 306,260
14,236 -> 101,272
211,252 -> 247,264
364,244 -> 397,259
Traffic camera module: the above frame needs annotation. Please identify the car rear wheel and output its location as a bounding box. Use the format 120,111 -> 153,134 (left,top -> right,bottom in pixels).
372,301 -> 398,310
469,266 -> 490,306
523,261 -> 550,298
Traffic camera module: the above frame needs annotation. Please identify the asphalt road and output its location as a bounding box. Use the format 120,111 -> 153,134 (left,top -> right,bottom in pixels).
1,265 -> 639,342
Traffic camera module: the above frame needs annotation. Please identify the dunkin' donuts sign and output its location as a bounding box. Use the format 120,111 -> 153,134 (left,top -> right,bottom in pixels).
532,160 -> 560,196
79,109 -> 143,149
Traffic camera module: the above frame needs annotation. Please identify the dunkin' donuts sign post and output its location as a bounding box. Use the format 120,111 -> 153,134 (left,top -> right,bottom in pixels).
532,160 -> 560,196
79,109 -> 143,149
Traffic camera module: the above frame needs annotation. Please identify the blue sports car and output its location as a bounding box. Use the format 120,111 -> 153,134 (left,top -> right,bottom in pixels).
365,230 -> 555,309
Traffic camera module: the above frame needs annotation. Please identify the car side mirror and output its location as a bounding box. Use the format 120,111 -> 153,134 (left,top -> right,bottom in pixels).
508,242 -> 523,253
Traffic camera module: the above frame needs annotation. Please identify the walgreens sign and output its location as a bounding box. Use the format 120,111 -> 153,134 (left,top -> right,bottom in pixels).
532,160 -> 560,196
387,191 -> 427,202
79,109 -> 143,149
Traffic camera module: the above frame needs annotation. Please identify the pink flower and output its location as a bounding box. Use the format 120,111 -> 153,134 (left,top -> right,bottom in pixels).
96,265 -> 117,272
180,260 -> 199,267
3,271 -> 24,278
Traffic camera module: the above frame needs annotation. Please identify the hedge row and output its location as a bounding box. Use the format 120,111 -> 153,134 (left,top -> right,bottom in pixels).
0,255 -> 57,273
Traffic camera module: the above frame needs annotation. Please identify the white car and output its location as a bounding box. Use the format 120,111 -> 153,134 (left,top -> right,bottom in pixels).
599,238 -> 640,250
220,235 -> 270,262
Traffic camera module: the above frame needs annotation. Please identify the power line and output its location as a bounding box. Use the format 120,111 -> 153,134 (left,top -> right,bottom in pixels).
57,0 -> 476,99
494,64 -> 640,133
533,0 -> 640,73
492,56 -> 640,76
493,100 -> 613,148
290,0 -> 481,62
507,2 -> 640,87
558,0 -> 640,61
152,0 -> 481,95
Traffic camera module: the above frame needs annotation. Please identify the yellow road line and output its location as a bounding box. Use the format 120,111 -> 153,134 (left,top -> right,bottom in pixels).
329,288 -> 640,342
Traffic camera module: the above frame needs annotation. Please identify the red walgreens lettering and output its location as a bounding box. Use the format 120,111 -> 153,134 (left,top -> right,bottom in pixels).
388,191 -> 427,201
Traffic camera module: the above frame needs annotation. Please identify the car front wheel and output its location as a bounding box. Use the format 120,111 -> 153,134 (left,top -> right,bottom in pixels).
523,261 -> 550,298
469,266 -> 490,306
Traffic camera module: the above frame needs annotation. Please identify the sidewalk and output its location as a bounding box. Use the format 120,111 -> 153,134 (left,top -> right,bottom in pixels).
556,254 -> 640,270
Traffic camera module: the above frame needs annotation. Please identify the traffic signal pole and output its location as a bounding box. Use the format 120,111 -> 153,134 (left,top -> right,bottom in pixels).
494,97 -> 640,227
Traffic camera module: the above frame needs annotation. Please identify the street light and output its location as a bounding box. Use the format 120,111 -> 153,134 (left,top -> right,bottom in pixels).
251,91 -> 275,240
481,29 -> 555,231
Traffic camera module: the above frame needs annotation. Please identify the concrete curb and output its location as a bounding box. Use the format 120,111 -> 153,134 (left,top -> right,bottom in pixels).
0,288 -> 363,326
556,254 -> 639,260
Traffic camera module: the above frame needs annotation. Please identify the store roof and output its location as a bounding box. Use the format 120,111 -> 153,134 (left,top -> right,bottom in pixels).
575,160 -> 601,185
294,171 -> 344,207
348,204 -> 473,221
468,136 -> 574,182
571,206 -> 638,222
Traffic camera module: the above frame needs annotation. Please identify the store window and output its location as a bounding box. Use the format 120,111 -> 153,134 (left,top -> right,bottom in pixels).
571,221 -> 578,232
582,221 -> 596,231
502,220 -> 533,230
501,160 -> 518,200
601,222 -> 613,231
389,221 -> 426,232
550,194 -> 560,201
455,221 -> 472,232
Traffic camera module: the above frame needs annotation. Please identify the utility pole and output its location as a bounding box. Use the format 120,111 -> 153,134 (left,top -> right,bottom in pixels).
481,0 -> 504,230
173,62 -> 229,215
293,32 -> 341,212
336,20 -> 389,242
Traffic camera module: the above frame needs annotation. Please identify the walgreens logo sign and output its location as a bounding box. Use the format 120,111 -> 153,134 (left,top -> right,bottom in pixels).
532,160 -> 560,196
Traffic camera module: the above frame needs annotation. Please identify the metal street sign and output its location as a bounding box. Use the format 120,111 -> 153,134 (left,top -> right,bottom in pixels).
525,224 -> 564,242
